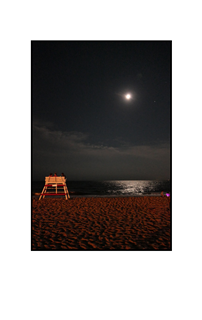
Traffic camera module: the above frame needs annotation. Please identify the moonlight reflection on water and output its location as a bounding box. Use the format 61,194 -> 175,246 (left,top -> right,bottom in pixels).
104,180 -> 167,196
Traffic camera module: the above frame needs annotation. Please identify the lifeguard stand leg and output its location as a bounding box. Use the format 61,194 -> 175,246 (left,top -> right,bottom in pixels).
65,185 -> 70,199
39,185 -> 46,200
43,186 -> 47,199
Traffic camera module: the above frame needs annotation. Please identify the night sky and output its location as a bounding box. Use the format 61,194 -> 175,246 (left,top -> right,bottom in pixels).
32,41 -> 171,181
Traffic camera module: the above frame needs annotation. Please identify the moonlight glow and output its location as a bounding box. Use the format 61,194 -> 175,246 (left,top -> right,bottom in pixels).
125,93 -> 131,100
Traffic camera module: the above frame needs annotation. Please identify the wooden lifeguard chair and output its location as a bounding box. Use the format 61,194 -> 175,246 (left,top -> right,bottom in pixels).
39,175 -> 70,200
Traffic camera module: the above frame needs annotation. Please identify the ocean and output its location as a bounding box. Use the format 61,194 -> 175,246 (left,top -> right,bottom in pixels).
32,180 -> 170,198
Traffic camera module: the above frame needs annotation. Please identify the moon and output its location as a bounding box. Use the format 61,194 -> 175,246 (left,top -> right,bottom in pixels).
125,93 -> 131,100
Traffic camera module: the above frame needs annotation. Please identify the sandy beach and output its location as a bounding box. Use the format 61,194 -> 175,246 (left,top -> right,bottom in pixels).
32,196 -> 171,250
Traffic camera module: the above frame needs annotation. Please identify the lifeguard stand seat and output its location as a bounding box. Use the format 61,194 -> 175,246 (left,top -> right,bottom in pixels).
39,176 -> 70,200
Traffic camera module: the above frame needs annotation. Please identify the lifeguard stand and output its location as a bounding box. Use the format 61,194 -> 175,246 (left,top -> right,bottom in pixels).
39,176 -> 70,200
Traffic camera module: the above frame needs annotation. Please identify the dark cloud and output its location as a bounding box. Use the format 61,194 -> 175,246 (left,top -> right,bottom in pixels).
32,123 -> 170,180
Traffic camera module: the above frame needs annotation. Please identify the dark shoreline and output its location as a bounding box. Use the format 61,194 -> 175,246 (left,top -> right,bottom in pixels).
32,192 -> 165,198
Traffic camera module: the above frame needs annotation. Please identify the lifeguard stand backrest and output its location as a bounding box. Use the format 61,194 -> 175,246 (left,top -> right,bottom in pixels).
45,176 -> 66,184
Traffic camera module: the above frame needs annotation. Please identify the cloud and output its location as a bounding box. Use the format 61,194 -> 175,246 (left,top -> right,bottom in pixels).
33,124 -> 88,152
32,124 -> 170,180
33,118 -> 55,129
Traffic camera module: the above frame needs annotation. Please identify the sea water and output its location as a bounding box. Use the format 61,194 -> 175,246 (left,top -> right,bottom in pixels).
32,180 -> 170,197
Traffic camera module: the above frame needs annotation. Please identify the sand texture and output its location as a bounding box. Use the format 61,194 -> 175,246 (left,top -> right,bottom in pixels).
32,197 -> 171,250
